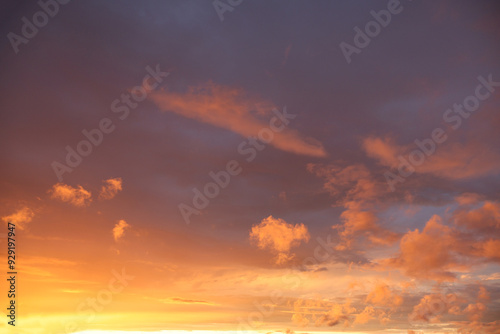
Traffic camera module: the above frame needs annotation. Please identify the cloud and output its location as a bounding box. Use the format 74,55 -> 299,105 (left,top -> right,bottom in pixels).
113,220 -> 130,242
365,283 -> 403,308
410,293 -> 462,323
348,283 -> 403,325
169,297 -> 210,304
384,215 -> 467,281
291,298 -> 355,328
308,163 -> 399,250
363,136 -> 500,180
382,201 -> 500,282
316,302 -> 355,327
455,193 -> 483,205
478,287 -> 491,301
409,286 -> 492,328
354,306 -> 377,325
1,207 -> 34,230
335,206 -> 400,250
250,216 -> 310,264
307,163 -> 383,204
99,177 -> 123,200
453,201 -> 500,262
453,201 -> 500,235
463,302 -> 487,322
480,239 -> 500,260
149,82 -> 327,157
49,183 -> 92,207
363,136 -> 400,167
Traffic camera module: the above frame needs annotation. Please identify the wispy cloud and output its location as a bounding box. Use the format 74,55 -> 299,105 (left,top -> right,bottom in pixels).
1,206 -> 34,230
364,136 -> 500,180
149,82 -> 327,157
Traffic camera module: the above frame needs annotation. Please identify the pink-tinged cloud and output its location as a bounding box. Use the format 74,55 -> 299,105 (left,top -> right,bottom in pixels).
335,206 -> 400,250
99,177 -> 123,200
149,82 -> 327,157
410,293 -> 462,323
1,207 -> 34,230
49,183 -> 92,207
308,163 -> 399,249
384,215 -> 467,282
307,163 -> 383,203
363,136 -> 500,180
113,219 -> 130,242
250,215 -> 310,264
455,192 -> 484,205
410,286 -> 493,329
454,201 -> 500,235
381,202 -> 500,282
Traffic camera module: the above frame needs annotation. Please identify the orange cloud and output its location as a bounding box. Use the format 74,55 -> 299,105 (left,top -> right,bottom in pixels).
410,293 -> 461,323
478,286 -> 490,301
453,201 -> 500,262
1,207 -> 34,230
454,201 -> 500,234
365,283 -> 403,308
363,136 -> 400,167
381,202 -> 500,283
149,82 -> 327,157
250,216 -> 310,264
455,192 -> 483,205
49,183 -> 92,207
113,219 -> 130,241
384,215 -> 467,281
308,163 -> 399,249
99,177 -> 123,200
307,163 -> 382,203
335,206 -> 400,250
480,239 -> 500,260
354,305 -> 375,324
316,301 -> 355,327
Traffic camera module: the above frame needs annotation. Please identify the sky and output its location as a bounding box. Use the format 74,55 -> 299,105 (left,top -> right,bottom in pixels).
0,0 -> 500,333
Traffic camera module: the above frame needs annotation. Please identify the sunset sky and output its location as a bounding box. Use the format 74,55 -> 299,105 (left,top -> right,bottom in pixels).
1,1 -> 500,334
